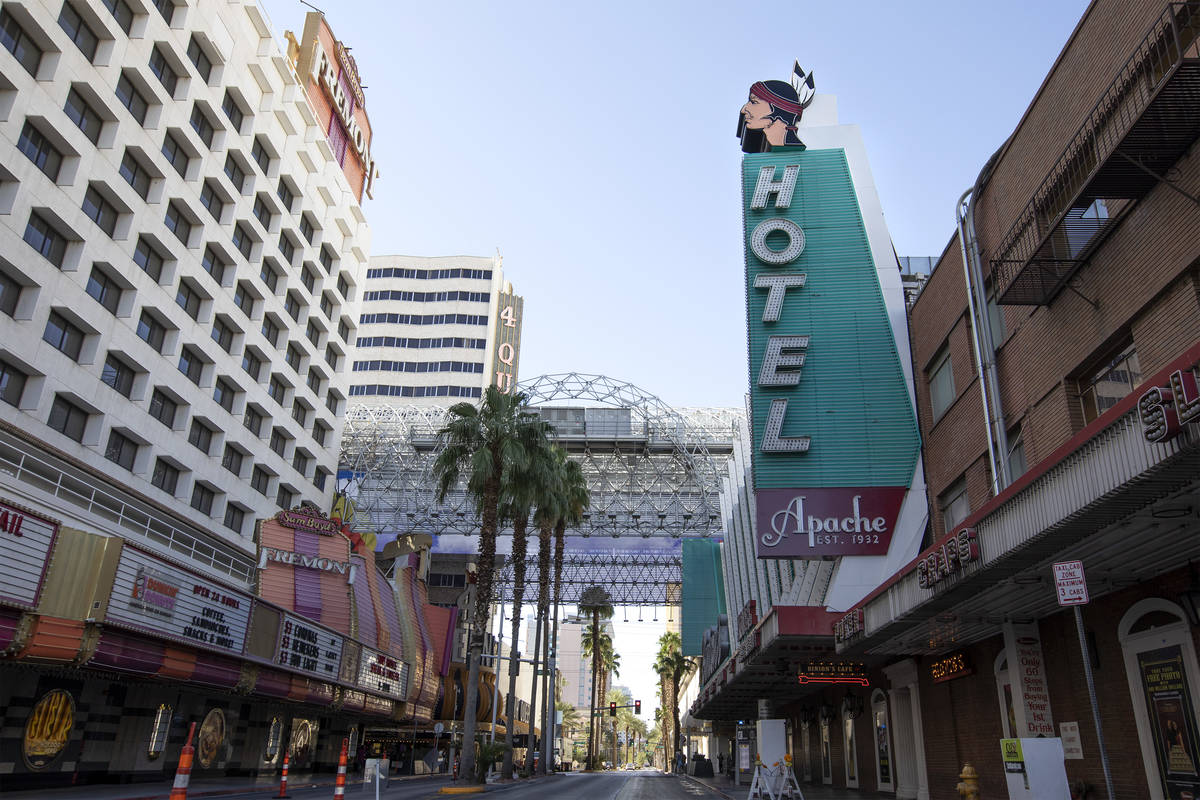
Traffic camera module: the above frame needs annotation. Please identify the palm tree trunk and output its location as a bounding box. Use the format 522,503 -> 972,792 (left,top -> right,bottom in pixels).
539,603 -> 551,775
531,522 -> 552,775
461,468 -> 501,783
671,675 -> 681,773
523,608 -> 542,777
502,516 -> 529,778
547,521 -> 565,773
588,609 -> 599,769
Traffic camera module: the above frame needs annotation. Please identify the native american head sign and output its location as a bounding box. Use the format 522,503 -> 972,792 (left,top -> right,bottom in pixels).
737,61 -> 815,153
739,62 -> 922,559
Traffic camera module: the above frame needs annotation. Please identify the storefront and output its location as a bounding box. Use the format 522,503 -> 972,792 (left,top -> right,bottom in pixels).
836,342 -> 1200,799
0,502 -> 416,791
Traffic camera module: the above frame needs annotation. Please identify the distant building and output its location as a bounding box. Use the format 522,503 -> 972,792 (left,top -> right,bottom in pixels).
350,254 -> 523,404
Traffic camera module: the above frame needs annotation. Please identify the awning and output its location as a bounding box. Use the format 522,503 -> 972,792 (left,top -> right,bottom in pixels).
837,342 -> 1200,656
691,605 -> 840,720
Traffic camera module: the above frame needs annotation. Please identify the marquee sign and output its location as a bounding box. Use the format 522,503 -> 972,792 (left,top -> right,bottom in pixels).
357,647 -> 408,699
739,67 -> 921,559
930,652 -> 972,684
277,612 -> 344,680
0,499 -> 58,609
107,547 -> 251,654
833,608 -> 863,645
917,528 -> 980,590
1137,362 -> 1200,443
258,546 -> 356,583
797,661 -> 869,687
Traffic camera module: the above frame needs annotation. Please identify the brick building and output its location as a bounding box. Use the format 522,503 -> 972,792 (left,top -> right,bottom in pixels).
836,1 -> 1200,799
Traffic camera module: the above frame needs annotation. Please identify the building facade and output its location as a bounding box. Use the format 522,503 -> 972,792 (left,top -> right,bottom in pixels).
832,2 -> 1200,799
0,0 -> 405,790
350,254 -> 523,404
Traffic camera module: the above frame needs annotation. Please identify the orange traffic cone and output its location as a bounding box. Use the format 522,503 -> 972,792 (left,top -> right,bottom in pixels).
332,738 -> 348,799
277,750 -> 291,798
169,722 -> 197,800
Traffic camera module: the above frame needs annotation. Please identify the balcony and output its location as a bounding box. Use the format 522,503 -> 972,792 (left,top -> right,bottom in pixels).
993,2 -> 1200,305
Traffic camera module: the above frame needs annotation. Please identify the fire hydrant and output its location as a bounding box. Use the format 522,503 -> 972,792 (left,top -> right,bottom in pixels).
957,763 -> 980,800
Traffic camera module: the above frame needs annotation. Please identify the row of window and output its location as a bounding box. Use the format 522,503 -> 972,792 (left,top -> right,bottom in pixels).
361,290 -> 489,304
354,336 -> 487,350
0,359 -> 330,533
21,203 -> 350,377
365,267 -> 493,281
358,313 -> 488,327
348,384 -> 483,399
351,360 -> 485,374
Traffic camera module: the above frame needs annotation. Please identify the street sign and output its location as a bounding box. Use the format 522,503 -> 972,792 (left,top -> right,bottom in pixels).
1052,561 -> 1089,606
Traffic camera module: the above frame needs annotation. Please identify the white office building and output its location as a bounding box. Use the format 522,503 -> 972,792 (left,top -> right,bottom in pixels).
0,0 -> 369,575
350,254 -> 523,405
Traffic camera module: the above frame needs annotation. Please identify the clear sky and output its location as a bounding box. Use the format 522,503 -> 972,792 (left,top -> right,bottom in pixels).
260,0 -> 1087,411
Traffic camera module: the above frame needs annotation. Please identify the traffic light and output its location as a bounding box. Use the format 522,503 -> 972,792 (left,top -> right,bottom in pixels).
634,699 -> 641,715
609,701 -> 617,717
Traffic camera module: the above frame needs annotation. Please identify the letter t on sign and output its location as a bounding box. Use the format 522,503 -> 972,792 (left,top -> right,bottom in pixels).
755,273 -> 807,322
751,165 -> 800,210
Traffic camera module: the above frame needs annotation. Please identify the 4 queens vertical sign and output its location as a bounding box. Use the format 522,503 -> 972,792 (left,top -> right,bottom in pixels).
743,148 -> 920,558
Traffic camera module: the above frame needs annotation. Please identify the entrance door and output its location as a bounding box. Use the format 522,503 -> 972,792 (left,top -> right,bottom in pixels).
871,690 -> 894,792
843,710 -> 859,788
801,723 -> 812,782
1120,598 -> 1200,800
820,720 -> 832,785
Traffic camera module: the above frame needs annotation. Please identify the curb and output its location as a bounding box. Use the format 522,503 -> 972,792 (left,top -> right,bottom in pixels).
110,772 -> 446,800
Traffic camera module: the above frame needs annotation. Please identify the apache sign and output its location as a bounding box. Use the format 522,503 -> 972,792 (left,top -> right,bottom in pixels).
739,65 -> 921,559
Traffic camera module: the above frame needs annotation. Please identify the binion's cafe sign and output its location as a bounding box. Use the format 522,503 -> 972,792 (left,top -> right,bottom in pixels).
739,64 -> 920,558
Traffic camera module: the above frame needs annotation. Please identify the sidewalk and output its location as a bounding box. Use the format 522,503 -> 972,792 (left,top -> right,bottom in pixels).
0,771 -> 448,800
683,772 -> 894,800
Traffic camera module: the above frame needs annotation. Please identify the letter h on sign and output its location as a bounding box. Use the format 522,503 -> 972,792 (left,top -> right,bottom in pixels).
752,165 -> 811,453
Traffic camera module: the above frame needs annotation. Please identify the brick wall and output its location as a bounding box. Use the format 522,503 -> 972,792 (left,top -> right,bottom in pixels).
912,563 -> 1200,800
910,0 -> 1200,536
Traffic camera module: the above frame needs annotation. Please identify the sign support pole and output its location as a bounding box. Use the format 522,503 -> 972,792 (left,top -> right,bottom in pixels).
1073,600 -> 1114,799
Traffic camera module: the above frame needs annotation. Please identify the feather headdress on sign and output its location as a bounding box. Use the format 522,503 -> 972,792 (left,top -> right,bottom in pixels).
737,60 -> 817,154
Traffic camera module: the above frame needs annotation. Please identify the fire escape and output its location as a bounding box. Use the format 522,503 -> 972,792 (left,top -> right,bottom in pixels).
993,2 -> 1200,305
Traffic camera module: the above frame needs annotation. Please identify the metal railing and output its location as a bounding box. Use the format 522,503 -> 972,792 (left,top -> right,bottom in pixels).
993,1 -> 1200,302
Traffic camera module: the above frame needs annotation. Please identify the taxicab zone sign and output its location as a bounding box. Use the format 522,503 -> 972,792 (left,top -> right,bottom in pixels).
742,148 -> 920,558
1052,561 -> 1089,606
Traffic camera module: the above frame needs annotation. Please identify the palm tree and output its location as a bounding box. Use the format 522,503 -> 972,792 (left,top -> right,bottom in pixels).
545,458 -> 588,773
498,441 -> 554,778
578,586 -> 613,769
654,631 -> 688,772
524,447 -> 566,776
432,386 -> 548,783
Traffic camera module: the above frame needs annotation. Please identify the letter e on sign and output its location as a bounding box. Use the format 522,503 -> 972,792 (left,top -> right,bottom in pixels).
1052,560 -> 1089,606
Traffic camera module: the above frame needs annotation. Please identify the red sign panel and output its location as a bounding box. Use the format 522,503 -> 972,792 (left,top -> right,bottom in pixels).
755,487 -> 907,557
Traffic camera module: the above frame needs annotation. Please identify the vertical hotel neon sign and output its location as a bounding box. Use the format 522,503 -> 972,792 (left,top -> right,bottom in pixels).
739,64 -> 919,558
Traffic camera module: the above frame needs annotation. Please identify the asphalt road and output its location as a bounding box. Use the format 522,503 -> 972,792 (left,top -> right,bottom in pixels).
472,769 -> 722,800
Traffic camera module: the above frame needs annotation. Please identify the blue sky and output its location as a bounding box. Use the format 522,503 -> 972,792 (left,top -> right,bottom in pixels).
261,0 -> 1087,411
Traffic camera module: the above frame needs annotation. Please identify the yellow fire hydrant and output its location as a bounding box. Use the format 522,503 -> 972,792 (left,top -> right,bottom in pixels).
957,763 -> 980,800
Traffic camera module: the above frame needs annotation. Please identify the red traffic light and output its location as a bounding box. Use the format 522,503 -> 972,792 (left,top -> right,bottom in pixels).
609,701 -> 617,717
634,699 -> 642,715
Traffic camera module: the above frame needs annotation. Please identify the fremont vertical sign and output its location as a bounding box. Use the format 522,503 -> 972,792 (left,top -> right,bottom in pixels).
739,66 -> 921,558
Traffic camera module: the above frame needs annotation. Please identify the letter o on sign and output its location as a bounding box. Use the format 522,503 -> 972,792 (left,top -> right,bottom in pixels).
751,218 -> 805,265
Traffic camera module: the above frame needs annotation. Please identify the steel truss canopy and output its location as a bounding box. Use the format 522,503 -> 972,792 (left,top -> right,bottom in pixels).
339,373 -> 742,604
